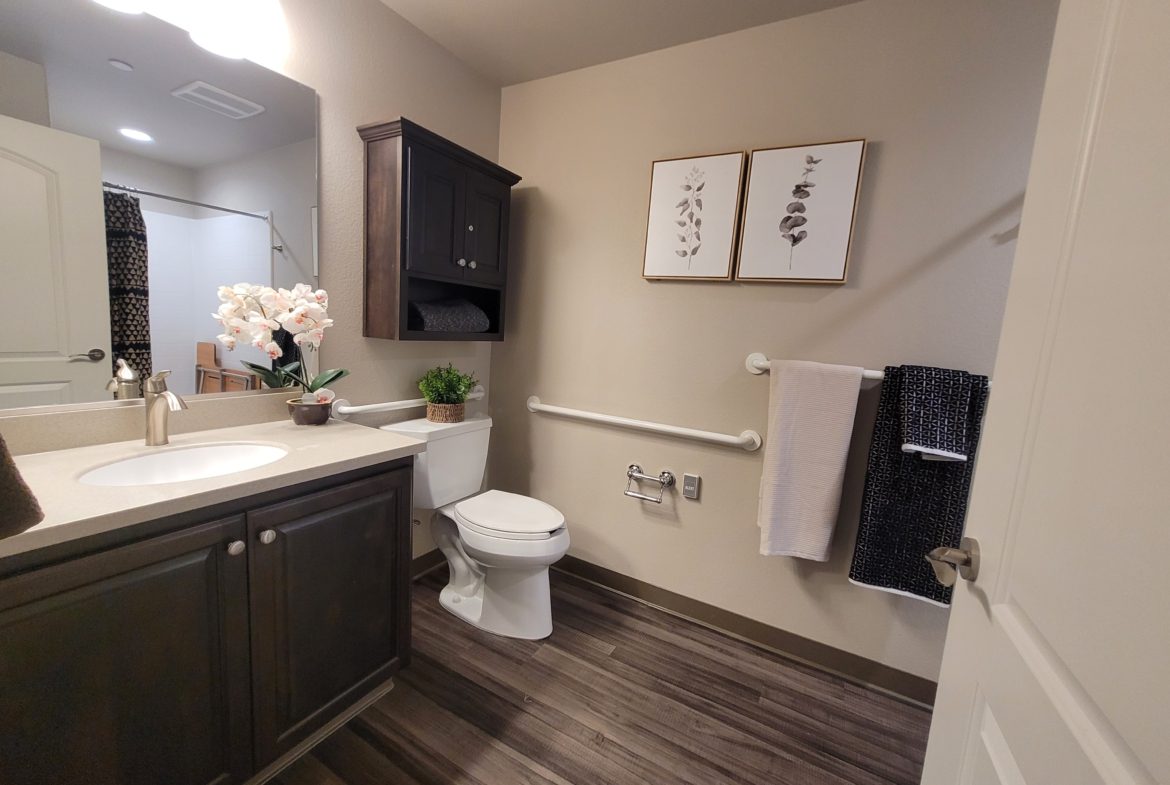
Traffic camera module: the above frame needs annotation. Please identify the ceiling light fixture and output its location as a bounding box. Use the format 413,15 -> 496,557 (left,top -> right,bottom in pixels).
108,59 -> 135,72
92,0 -> 146,14
119,128 -> 153,143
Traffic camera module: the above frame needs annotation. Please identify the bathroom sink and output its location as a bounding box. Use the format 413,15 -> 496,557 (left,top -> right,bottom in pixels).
79,442 -> 289,487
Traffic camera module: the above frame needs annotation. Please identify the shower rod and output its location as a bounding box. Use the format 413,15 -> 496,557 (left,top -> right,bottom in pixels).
102,181 -> 269,222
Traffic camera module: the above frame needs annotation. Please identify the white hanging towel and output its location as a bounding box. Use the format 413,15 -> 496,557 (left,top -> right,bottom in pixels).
757,360 -> 863,560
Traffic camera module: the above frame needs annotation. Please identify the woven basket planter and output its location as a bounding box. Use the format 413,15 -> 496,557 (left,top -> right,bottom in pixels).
426,402 -> 465,423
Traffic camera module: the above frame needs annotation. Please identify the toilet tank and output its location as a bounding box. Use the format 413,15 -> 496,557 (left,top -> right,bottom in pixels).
380,415 -> 492,508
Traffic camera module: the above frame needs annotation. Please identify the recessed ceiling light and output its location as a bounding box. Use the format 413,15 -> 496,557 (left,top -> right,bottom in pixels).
119,128 -> 153,143
108,59 -> 134,72
92,0 -> 146,13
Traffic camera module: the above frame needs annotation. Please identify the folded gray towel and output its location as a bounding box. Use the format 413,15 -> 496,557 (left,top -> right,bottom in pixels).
849,366 -> 990,605
899,365 -> 975,461
409,299 -> 490,333
0,435 -> 44,539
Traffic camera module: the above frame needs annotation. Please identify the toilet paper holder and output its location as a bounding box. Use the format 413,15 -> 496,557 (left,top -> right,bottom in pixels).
624,464 -> 675,504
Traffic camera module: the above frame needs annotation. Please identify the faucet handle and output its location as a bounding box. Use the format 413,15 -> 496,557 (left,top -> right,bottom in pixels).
144,369 -> 173,393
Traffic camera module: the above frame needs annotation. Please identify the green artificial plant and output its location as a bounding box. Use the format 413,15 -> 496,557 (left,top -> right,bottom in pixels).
417,364 -> 478,405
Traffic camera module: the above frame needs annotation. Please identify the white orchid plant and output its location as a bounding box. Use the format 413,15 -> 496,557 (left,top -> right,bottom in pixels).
212,283 -> 349,404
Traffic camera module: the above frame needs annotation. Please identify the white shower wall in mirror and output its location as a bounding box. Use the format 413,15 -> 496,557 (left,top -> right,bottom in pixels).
0,0 -> 317,407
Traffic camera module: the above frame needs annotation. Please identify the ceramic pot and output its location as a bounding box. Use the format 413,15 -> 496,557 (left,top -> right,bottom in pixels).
287,399 -> 331,426
426,402 -> 465,423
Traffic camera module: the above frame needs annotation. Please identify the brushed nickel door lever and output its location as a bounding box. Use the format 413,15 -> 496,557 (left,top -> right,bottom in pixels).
925,537 -> 980,586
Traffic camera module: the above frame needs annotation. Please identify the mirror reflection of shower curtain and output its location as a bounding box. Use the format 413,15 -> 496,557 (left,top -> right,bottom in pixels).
103,191 -> 152,380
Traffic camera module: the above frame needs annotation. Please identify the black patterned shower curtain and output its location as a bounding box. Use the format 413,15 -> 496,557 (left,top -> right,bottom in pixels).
103,191 -> 152,380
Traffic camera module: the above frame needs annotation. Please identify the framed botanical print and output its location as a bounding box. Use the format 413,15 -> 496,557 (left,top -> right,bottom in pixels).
642,151 -> 746,280
735,139 -> 866,283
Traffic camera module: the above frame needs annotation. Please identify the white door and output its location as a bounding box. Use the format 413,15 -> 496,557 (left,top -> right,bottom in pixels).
922,0 -> 1169,783
0,114 -> 110,407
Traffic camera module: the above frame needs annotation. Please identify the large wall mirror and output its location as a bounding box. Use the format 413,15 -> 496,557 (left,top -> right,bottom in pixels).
0,0 -> 317,410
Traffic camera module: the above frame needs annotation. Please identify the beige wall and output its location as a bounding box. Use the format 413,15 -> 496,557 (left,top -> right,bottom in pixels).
196,137 -> 318,289
0,50 -> 49,126
2,0 -> 500,555
491,0 -> 1058,680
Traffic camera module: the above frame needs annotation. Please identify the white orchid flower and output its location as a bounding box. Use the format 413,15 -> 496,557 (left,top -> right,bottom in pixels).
263,341 -> 283,360
216,334 -> 237,350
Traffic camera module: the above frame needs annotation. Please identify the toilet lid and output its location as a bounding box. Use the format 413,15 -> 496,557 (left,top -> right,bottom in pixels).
453,490 -> 565,537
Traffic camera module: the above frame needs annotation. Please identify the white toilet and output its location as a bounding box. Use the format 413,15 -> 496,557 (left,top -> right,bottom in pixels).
381,415 -> 569,639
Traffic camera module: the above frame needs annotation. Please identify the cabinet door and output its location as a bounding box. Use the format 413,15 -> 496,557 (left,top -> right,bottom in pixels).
463,169 -> 510,286
405,141 -> 466,279
0,517 -> 252,785
247,469 -> 411,766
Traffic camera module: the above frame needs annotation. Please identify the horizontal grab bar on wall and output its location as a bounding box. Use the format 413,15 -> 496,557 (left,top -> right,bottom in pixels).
526,396 -> 762,452
332,386 -> 486,420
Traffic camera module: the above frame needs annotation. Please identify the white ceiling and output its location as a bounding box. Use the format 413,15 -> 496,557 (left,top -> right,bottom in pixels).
0,0 -> 316,169
378,0 -> 865,86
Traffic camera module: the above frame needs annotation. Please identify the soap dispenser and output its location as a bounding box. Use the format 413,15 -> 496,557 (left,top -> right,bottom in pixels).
106,358 -> 141,400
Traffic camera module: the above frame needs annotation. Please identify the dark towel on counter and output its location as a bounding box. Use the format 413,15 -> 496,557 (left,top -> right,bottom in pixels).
408,299 -> 490,333
0,435 -> 44,538
848,366 -> 990,605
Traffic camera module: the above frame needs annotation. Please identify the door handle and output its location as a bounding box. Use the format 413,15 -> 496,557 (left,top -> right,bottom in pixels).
69,348 -> 107,363
456,258 -> 467,267
258,529 -> 277,545
925,537 -> 980,586
468,260 -> 477,270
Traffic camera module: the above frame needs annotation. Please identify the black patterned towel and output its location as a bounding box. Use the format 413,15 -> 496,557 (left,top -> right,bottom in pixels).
900,365 -> 974,461
848,366 -> 990,605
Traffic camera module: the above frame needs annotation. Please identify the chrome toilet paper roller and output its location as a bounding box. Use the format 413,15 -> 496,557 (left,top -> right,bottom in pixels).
624,464 -> 675,504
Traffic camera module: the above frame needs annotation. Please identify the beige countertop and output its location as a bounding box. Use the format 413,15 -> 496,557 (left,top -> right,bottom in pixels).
3,419 -> 425,560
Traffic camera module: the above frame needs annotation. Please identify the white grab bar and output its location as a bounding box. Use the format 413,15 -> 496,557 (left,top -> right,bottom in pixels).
526,396 -> 762,452
332,386 -> 485,420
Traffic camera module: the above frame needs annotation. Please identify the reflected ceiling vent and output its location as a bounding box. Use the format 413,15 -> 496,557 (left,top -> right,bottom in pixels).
170,81 -> 265,120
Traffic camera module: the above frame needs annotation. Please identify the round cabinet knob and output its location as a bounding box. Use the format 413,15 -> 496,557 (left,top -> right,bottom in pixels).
468,260 -> 477,270
468,224 -> 475,232
258,529 -> 277,545
226,540 -> 246,556
456,258 -> 467,267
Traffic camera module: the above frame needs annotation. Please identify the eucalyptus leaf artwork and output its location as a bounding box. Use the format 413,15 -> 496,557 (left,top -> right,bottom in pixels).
674,166 -> 706,265
736,140 -> 866,283
780,154 -> 821,269
642,152 -> 746,280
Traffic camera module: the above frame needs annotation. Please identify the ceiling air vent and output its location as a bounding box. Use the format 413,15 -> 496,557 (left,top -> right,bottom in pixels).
170,81 -> 266,120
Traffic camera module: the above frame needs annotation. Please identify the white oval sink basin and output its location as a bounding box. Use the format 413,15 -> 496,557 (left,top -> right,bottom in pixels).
79,442 -> 288,487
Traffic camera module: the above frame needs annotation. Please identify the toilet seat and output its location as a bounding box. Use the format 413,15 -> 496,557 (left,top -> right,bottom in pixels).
453,490 -> 565,541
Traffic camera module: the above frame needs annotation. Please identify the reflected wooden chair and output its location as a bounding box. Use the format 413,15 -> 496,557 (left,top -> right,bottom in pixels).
195,342 -> 260,393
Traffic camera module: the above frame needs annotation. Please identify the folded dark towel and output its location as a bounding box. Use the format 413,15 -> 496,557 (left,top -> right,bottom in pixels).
0,435 -> 44,539
900,365 -> 975,461
408,299 -> 490,333
848,366 -> 990,605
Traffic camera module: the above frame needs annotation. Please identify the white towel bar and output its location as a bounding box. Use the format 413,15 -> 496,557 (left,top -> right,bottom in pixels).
332,386 -> 486,420
746,353 -> 887,380
746,353 -> 991,385
526,396 -> 762,452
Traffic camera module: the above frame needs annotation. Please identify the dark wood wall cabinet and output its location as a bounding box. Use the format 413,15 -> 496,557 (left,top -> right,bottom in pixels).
358,117 -> 521,341
0,463 -> 412,785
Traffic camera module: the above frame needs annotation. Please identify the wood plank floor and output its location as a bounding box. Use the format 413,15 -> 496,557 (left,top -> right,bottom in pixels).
271,569 -> 931,785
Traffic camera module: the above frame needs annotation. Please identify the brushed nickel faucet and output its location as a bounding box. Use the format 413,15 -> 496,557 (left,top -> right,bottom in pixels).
144,370 -> 188,446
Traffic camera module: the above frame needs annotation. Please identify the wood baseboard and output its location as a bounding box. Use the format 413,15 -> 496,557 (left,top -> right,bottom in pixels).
553,554 -> 937,707
411,548 -> 446,578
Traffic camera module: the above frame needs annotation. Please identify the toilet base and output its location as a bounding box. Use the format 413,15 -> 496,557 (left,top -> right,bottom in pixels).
438,566 -> 553,640
432,513 -> 558,640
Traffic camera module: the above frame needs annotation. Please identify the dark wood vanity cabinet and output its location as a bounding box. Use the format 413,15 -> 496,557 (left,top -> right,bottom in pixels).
0,464 -> 412,785
248,470 -> 411,765
359,117 -> 521,341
